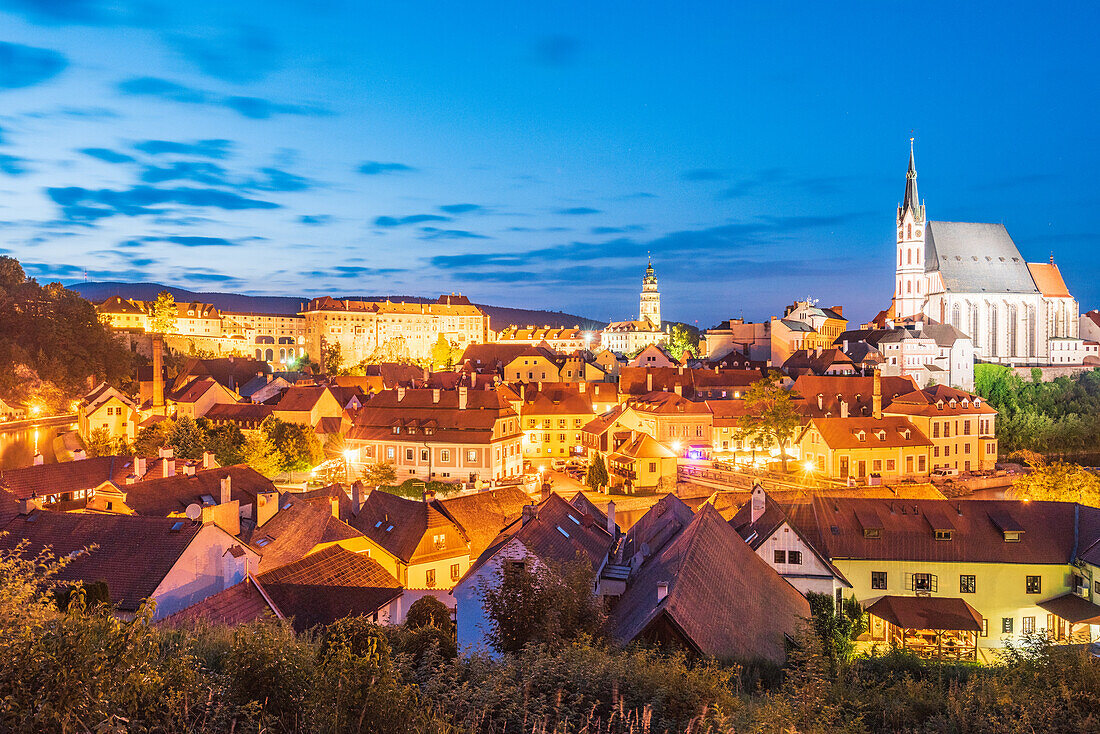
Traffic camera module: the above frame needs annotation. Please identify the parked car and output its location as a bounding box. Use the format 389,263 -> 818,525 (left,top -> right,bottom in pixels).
931,467 -> 960,478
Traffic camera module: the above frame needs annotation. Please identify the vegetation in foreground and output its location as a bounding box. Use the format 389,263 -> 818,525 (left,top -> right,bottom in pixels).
2,546 -> 1099,734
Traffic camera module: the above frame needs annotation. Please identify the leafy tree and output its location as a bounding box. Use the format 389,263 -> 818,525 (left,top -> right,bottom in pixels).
405,595 -> 453,632
81,427 -> 128,458
665,322 -> 698,361
478,555 -> 605,654
739,374 -> 801,472
429,334 -> 460,369
321,337 -> 342,375
363,461 -> 397,487
1010,456 -> 1100,507
205,422 -> 246,466
806,592 -> 866,673
260,415 -> 324,473
586,453 -> 609,490
150,290 -> 177,334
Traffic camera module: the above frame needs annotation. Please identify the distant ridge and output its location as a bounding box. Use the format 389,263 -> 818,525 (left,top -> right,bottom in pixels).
70,282 -> 602,331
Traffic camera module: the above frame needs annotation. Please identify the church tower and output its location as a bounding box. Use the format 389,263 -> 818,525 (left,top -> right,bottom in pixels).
894,138 -> 927,320
639,259 -> 661,328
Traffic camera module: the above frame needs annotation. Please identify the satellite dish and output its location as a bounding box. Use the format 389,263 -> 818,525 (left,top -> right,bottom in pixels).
185,504 -> 202,520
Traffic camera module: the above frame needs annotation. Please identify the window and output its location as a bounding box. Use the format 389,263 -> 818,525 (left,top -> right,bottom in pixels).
450,563 -> 460,581
440,449 -> 451,463
788,550 -> 802,565
871,571 -> 887,590
960,574 -> 976,594
1002,617 -> 1014,634
934,530 -> 952,541
420,449 -> 429,462
432,533 -> 445,550
933,422 -> 940,438
466,449 -> 477,462
981,619 -> 988,637
648,461 -> 657,473
1022,616 -> 1035,634
386,447 -> 395,460
774,550 -> 786,564
912,573 -> 933,592
426,569 -> 436,588
405,448 -> 414,461
1026,575 -> 1041,594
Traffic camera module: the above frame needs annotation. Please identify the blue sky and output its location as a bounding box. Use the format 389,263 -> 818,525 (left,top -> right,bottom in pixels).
0,1 -> 1097,327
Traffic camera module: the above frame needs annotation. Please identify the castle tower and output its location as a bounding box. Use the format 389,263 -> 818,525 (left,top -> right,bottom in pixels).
640,259 -> 661,328
894,138 -> 927,320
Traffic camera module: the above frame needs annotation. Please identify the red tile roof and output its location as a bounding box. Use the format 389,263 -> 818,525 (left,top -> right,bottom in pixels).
610,505 -> 808,662
792,374 -> 918,418
249,494 -> 363,571
117,465 -> 275,518
438,486 -> 531,557
256,545 -> 402,631
0,456 -> 133,500
866,595 -> 983,632
806,416 -> 931,450
159,577 -> 277,627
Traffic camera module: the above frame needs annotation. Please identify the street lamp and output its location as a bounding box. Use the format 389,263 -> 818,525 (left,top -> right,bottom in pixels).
343,448 -> 356,484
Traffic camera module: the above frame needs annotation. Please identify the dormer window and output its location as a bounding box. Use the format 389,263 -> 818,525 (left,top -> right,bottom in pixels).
875,430 -> 886,441
392,426 -> 400,434
962,399 -> 969,408
974,398 -> 981,407
949,399 -> 957,408
934,530 -> 953,541
901,429 -> 911,439
936,401 -> 944,410
856,431 -> 866,442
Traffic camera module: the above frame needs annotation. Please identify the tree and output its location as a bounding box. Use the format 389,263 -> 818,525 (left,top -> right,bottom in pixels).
806,592 -> 866,673
363,461 -> 397,487
739,374 -> 801,472
321,337 -> 342,375
430,334 -> 460,369
665,323 -> 698,361
1010,456 -> 1100,507
260,416 -> 324,474
586,453 -> 608,490
81,427 -> 127,458
478,555 -> 605,654
405,595 -> 453,632
150,291 -> 177,334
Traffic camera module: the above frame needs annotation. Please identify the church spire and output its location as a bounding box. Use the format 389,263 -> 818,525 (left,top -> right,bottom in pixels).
902,137 -> 919,216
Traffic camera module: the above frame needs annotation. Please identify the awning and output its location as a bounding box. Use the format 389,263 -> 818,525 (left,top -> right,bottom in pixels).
866,595 -> 983,632
1037,593 -> 1100,625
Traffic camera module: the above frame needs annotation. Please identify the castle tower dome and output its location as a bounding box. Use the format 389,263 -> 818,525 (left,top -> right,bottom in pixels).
640,258 -> 661,328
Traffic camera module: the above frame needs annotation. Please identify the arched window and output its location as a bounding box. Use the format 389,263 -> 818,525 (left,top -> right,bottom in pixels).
970,303 -> 980,348
1027,305 -> 1037,357
951,303 -> 961,329
907,249 -> 912,265
916,248 -> 920,264
899,250 -> 903,266
916,280 -> 921,294
988,304 -> 998,355
255,348 -> 262,360
906,280 -> 912,294
1007,304 -> 1018,357
907,223 -> 912,238
265,348 -> 274,361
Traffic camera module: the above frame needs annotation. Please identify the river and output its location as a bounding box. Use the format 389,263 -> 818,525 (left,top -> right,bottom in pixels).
0,418 -> 77,470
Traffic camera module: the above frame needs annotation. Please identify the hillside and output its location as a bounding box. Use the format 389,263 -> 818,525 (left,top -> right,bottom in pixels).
70,282 -> 601,331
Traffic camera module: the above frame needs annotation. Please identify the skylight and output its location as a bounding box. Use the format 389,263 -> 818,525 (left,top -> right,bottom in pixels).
170,521 -> 184,531
557,526 -> 570,538
386,525 -> 394,532
568,513 -> 580,525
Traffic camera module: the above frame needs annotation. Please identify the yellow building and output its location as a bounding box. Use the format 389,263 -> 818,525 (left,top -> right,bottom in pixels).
798,415 -> 932,480
883,384 -> 998,472
758,496 -> 1100,662
78,383 -> 139,442
617,391 -> 712,458
606,432 -> 678,493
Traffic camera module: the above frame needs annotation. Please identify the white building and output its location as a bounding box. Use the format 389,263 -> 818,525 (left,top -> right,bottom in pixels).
892,141 -> 1080,366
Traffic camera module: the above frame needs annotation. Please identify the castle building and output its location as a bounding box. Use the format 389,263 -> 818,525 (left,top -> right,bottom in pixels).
602,260 -> 666,355
892,141 -> 1080,365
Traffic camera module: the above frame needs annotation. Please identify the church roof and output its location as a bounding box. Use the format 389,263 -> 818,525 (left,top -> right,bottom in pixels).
1026,262 -> 1071,298
925,221 -> 1039,295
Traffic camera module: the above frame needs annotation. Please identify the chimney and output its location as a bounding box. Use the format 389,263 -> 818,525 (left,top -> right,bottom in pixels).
432,388 -> 441,404
158,446 -> 173,459
873,369 -> 883,419
646,373 -> 653,392
202,451 -> 215,469
422,366 -> 430,382
72,449 -> 86,461
352,481 -> 363,514
522,504 -> 537,526
606,500 -> 616,535
423,488 -> 436,503
256,491 -> 278,527
18,497 -> 41,514
540,482 -> 552,502
220,475 -> 232,505
32,453 -> 44,466
163,457 -> 176,478
657,581 -> 669,602
817,394 -> 823,410
458,385 -> 468,410
750,484 -> 766,524
840,400 -> 849,419
266,373 -> 273,383
330,496 -> 340,519
673,385 -> 682,397
396,386 -> 406,402
152,336 -> 165,410
134,455 -> 147,477
183,463 -> 196,476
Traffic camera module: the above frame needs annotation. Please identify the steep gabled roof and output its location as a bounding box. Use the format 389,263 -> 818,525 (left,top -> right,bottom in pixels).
160,576 -> 278,627
439,486 -> 531,558
0,512 -> 208,611
116,465 -> 275,518
925,221 -> 1038,294
256,545 -> 402,631
347,490 -> 429,563
0,456 -> 133,500
609,505 -> 808,662
248,494 -> 363,571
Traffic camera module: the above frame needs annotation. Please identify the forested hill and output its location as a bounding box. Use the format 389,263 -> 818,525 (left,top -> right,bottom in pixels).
71,282 -> 601,330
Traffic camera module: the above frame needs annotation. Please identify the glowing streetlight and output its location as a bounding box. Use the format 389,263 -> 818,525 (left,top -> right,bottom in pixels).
802,460 -> 813,473
671,440 -> 683,454
343,448 -> 356,483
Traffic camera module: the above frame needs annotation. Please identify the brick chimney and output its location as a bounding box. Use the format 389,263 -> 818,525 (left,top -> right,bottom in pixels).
220,475 -> 232,505
458,385 -> 468,410
657,581 -> 669,601
872,369 -> 883,419
521,504 -> 537,526
606,499 -> 616,535
750,484 -> 766,524
183,463 -> 196,476
352,481 -> 363,514
202,451 -> 216,469
831,305 -> 843,316
152,335 -> 165,411
432,388 -> 441,404
134,455 -> 147,477
33,453 -> 44,466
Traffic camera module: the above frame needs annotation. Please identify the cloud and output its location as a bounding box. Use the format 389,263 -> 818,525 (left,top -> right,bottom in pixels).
0,125 -> 5,145
0,42 -> 67,89
47,185 -> 280,221
179,271 -> 245,285
250,167 -> 311,192
0,0 -> 148,25
507,226 -> 572,233
117,235 -> 254,248
419,227 -> 490,240
79,147 -> 136,164
0,154 -> 30,176
533,35 -> 581,66
140,160 -> 231,186
358,161 -> 416,175
299,214 -> 332,226
117,77 -> 329,119
170,26 -> 281,83
591,225 -> 645,235
439,203 -> 482,214
304,266 -> 408,279
373,214 -> 450,227
681,168 -> 727,182
133,139 -> 233,158
556,206 -> 602,215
